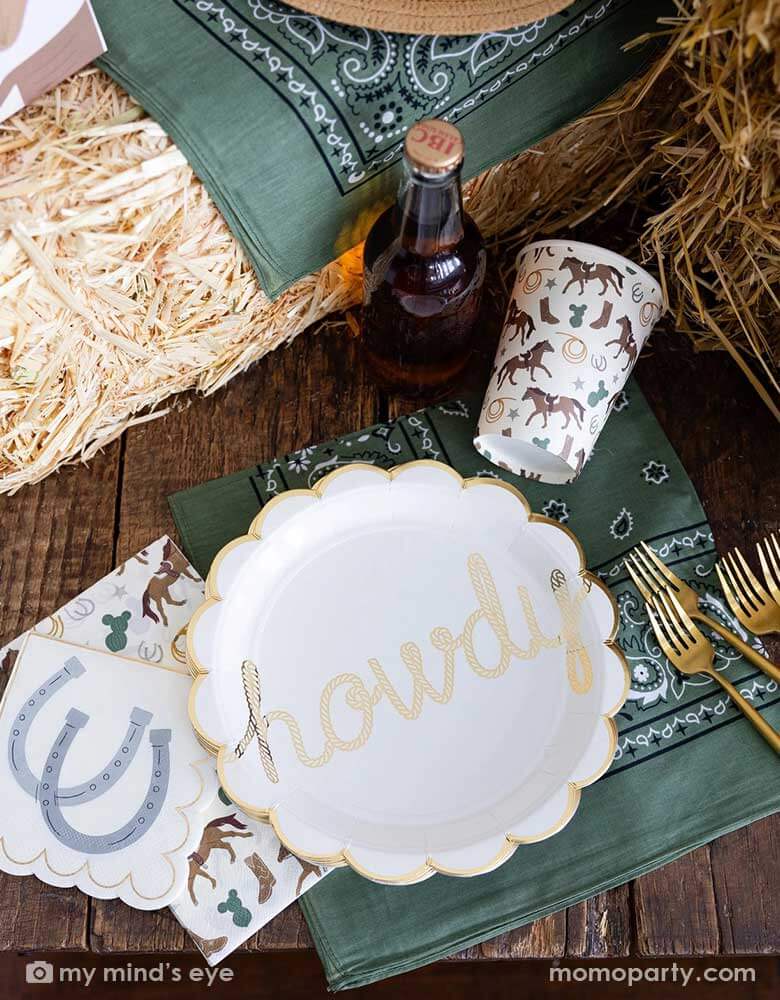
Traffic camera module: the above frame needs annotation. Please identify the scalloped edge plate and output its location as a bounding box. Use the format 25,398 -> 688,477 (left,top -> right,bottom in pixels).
187,461 -> 628,884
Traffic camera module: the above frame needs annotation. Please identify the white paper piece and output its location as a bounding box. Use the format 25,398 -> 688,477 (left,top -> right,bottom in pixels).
0,1 -> 106,125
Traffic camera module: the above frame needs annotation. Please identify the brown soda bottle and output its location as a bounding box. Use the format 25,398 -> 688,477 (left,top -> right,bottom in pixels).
361,119 -> 486,397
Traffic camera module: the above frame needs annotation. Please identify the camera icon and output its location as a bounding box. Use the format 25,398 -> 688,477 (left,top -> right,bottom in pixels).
26,961 -> 54,984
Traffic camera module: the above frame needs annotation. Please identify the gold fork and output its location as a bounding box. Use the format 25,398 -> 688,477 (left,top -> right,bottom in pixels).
716,548 -> 780,637
756,532 -> 780,608
625,541 -> 780,685
647,588 -> 780,754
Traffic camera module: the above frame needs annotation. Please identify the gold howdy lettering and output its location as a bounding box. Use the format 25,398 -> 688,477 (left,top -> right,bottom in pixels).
264,554 -> 592,769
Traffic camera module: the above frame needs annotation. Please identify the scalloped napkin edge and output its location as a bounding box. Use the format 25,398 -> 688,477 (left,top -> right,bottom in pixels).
0,536 -> 329,963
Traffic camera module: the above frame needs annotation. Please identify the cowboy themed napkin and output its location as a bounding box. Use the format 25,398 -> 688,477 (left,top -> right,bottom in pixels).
169,787 -> 328,965
0,537 -> 217,909
0,538 -> 327,951
92,0 -> 673,298
168,382 -> 779,989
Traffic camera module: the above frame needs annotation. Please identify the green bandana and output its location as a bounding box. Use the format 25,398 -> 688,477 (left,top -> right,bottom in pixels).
94,0 -> 673,298
169,381 -> 779,990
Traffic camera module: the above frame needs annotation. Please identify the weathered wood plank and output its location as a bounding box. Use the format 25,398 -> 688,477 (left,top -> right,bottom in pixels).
452,914 -> 566,960
566,888 -> 632,957
245,903 -> 314,952
633,333 -> 779,957
634,848 -> 720,955
90,900 -> 190,954
0,447 -> 121,950
90,325 -> 379,952
709,815 -> 780,954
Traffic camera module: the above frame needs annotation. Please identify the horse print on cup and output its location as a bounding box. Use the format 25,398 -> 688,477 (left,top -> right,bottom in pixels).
505,299 -> 536,344
559,254 -> 624,296
496,341 -> 554,388
475,240 -> 664,484
522,388 -> 585,430
605,316 -> 638,371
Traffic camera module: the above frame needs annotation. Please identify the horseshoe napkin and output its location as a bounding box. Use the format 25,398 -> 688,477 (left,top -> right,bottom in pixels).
0,536 -> 328,946
0,633 -> 218,908
0,537 -> 217,909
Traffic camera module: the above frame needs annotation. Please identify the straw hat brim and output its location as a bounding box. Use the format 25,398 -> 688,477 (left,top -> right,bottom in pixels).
288,1 -> 573,36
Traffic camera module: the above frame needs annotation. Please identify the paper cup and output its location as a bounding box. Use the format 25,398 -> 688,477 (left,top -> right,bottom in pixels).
474,239 -> 663,484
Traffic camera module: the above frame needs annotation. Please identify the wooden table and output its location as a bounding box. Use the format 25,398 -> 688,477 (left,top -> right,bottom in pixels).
0,304 -> 777,963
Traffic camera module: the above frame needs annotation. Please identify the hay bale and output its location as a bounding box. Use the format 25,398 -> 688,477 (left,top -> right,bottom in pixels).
0,68 -> 655,493
638,0 -> 780,419
2,1 -> 777,494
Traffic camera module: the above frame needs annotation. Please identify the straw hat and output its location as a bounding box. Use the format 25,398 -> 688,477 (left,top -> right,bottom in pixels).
289,1 -> 572,36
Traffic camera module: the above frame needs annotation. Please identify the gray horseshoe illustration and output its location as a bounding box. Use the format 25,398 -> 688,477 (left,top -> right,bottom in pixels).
8,656 -> 153,804
39,709 -> 172,854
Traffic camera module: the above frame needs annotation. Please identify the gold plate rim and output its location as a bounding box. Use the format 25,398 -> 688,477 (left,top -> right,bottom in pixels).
186,459 -> 628,882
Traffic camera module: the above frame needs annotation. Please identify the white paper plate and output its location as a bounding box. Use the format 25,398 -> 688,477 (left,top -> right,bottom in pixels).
187,461 -> 627,884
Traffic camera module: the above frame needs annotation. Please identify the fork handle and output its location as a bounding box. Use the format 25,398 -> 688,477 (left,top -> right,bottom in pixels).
708,671 -> 780,754
694,613 -> 780,685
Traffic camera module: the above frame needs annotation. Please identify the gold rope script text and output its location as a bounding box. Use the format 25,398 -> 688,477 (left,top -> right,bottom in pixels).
245,553 -> 593,773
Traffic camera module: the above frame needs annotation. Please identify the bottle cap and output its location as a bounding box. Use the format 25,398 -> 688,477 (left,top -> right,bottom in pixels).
404,119 -> 464,175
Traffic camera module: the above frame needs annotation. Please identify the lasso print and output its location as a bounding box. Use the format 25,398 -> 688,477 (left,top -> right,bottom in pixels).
234,660 -> 279,783
236,554 -> 593,773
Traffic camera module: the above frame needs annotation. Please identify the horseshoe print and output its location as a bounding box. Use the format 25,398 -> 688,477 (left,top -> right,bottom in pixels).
52,707 -> 153,806
39,615 -> 64,639
137,641 -> 164,664
8,657 -> 154,805
39,709 -> 171,854
63,598 -> 95,623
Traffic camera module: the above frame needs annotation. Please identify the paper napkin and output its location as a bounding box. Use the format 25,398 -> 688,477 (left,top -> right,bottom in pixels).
0,537 -> 217,909
0,538 -> 328,948
0,633 -> 218,909
169,788 -> 328,965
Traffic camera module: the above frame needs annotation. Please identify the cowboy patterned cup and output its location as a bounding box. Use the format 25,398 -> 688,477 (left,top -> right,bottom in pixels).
474,239 -> 664,484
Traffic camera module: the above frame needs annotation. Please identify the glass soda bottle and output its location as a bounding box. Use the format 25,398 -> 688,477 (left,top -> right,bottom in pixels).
361,119 -> 486,397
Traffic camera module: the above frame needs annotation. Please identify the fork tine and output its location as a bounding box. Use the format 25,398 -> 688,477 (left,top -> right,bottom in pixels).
718,557 -> 747,613
756,543 -> 772,591
656,590 -> 691,650
771,532 -> 780,567
715,563 -> 744,617
624,557 -> 654,603
667,588 -> 700,639
646,602 -> 678,661
640,540 -> 681,591
758,534 -> 780,599
732,548 -> 766,601
727,551 -> 760,611
633,546 -> 671,594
